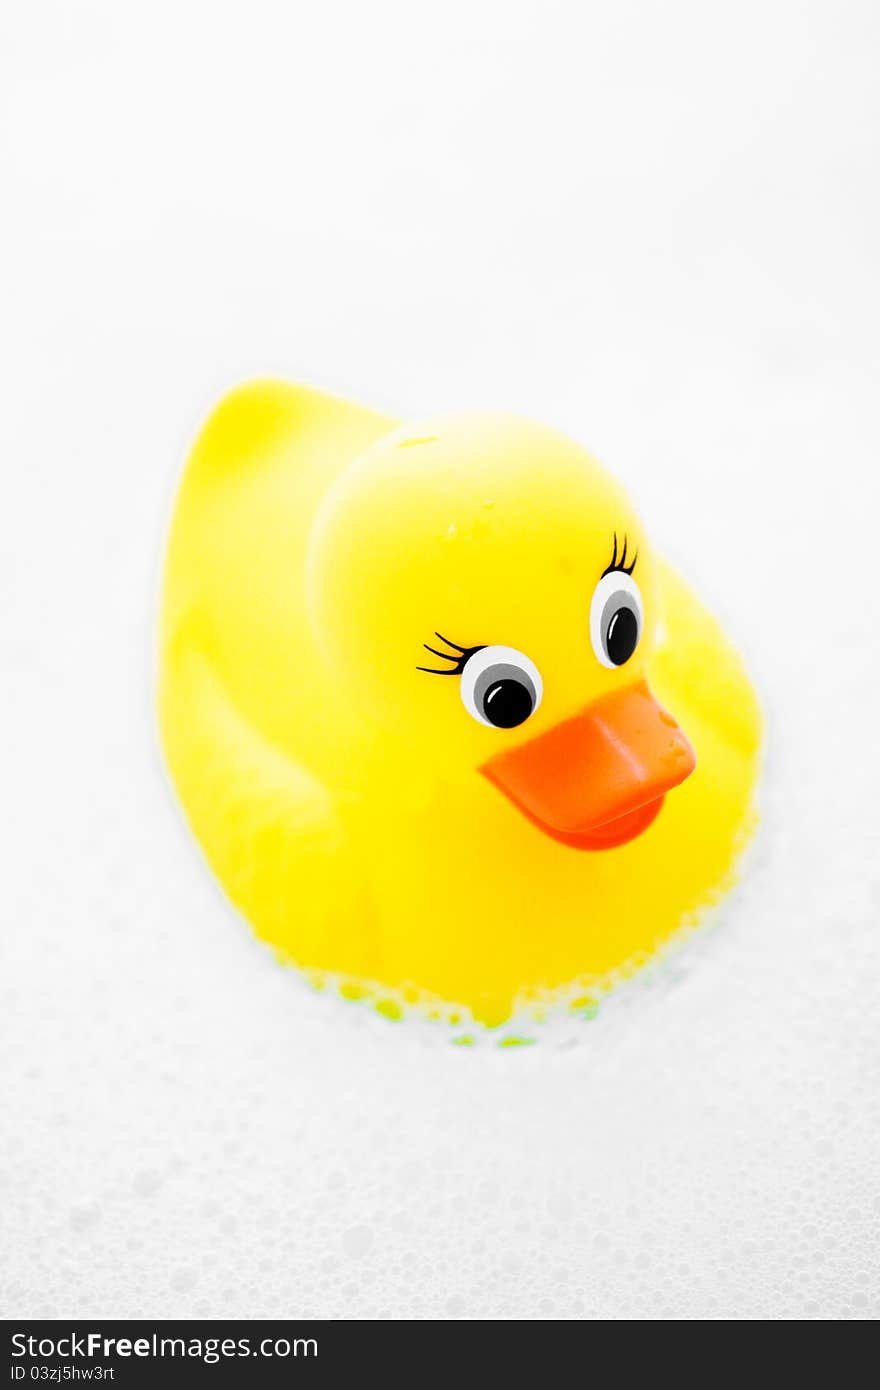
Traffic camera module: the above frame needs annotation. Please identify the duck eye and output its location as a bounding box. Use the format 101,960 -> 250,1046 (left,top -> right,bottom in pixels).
589,571 -> 644,669
459,645 -> 543,729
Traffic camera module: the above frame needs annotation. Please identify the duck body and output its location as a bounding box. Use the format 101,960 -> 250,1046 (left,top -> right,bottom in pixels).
160,380 -> 761,1027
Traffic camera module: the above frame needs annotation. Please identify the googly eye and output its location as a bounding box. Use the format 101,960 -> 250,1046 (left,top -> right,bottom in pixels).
459,645 -> 543,729
589,571 -> 644,668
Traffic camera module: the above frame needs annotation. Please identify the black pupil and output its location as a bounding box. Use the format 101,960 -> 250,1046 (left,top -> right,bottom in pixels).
482,679 -> 533,729
606,606 -> 639,665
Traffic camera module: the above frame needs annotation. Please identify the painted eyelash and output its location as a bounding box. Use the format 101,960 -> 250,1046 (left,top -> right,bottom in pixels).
417,631 -> 485,675
419,537 -> 634,673
601,531 -> 638,578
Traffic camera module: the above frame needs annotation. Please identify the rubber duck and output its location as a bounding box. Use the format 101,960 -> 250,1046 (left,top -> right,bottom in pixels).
159,380 -> 761,1028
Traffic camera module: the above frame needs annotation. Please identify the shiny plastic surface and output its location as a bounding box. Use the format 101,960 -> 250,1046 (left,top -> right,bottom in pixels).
159,382 -> 762,1025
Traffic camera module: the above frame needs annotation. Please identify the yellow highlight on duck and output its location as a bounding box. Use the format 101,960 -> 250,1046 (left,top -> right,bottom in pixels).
159,380 -> 762,1027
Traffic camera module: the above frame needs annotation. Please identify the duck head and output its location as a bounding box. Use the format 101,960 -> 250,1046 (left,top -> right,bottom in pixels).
307,413 -> 695,849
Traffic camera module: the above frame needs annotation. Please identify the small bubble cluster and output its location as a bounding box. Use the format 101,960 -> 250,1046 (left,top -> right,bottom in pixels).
3,698 -> 879,1319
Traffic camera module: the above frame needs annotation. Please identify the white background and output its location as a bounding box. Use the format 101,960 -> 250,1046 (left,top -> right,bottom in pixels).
2,0 -> 879,1319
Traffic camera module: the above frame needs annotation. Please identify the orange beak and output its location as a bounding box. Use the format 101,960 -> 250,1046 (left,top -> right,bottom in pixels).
480,679 -> 696,850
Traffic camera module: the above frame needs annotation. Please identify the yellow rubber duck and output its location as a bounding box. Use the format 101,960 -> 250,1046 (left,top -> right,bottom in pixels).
159,380 -> 761,1029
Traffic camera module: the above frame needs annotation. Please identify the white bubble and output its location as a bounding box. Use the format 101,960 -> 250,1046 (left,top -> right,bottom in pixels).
341,1225 -> 375,1259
